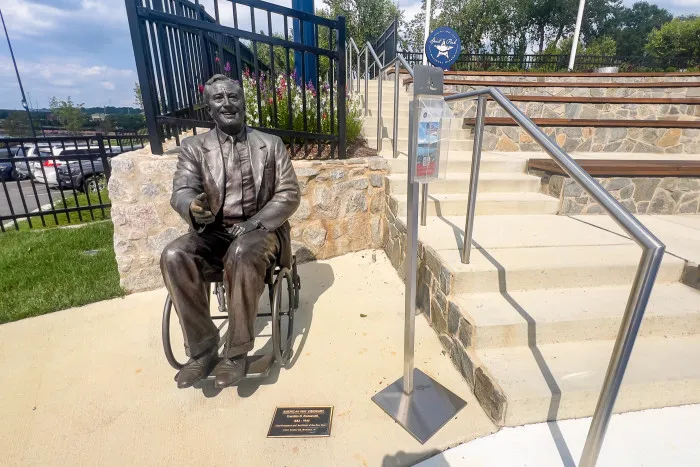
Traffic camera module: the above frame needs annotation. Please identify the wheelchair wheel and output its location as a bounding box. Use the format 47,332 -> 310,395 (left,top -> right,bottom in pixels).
162,295 -> 187,370
271,267 -> 295,364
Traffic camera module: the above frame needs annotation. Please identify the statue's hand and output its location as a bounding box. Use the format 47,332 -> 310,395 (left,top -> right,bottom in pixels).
190,193 -> 215,225
229,220 -> 261,239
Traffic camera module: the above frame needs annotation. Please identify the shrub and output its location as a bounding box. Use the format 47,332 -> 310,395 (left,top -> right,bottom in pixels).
646,17 -> 700,68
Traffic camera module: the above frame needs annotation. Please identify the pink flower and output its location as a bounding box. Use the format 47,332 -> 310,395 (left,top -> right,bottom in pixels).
215,56 -> 220,63
198,84 -> 204,94
224,62 -> 231,72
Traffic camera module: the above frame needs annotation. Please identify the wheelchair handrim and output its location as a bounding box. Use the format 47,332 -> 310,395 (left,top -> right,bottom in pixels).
162,296 -> 187,370
272,268 -> 295,364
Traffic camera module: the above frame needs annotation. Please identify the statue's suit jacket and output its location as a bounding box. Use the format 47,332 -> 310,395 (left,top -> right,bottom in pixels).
170,127 -> 300,268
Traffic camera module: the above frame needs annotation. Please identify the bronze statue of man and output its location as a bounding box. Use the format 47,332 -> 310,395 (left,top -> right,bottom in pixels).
160,74 -> 300,389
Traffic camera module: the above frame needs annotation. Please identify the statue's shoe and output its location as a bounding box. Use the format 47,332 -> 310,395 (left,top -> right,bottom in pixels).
213,356 -> 246,389
175,349 -> 217,389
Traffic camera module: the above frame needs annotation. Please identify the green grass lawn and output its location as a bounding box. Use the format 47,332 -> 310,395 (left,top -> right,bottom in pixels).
0,221 -> 123,324
13,189 -> 110,231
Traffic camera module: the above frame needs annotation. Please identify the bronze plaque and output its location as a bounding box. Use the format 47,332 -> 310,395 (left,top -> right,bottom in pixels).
267,406 -> 333,438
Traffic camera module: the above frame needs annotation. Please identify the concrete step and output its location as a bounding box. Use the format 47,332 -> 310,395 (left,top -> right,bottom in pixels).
474,335 -> 700,425
367,136 -> 474,152
392,191 -> 560,217
433,243 -> 684,294
387,172 -> 541,194
362,128 -> 472,142
386,153 -> 528,173
363,116 -> 465,131
454,283 -> 700,348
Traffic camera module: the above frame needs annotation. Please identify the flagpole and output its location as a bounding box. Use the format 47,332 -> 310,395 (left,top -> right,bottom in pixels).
422,0 -> 431,65
568,0 -> 587,71
1,8 -> 36,137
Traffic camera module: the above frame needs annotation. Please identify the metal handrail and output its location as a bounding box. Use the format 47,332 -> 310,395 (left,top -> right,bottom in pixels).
347,39 -> 414,158
444,87 -> 665,467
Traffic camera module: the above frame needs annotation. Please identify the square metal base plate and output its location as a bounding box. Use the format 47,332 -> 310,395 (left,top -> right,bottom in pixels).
372,368 -> 467,444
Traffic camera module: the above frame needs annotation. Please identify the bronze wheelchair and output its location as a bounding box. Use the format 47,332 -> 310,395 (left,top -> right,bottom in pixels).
162,255 -> 301,378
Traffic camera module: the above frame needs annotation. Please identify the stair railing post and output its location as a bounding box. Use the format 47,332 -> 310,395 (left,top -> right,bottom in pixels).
349,43 -> 353,94
462,94 -> 487,264
376,69 -> 383,152
420,184 -> 428,226
393,59 -> 400,159
364,46 -> 369,116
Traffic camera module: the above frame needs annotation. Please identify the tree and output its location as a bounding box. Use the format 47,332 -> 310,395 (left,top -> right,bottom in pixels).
318,0 -> 402,47
584,35 -> 617,56
49,97 -> 86,134
100,115 -> 115,134
646,17 -> 700,67
133,82 -> 144,111
600,1 -> 673,56
4,111 -> 32,137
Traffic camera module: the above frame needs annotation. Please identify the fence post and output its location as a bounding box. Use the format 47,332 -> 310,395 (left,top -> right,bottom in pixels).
96,133 -> 111,182
125,0 -> 163,154
337,16 -> 347,159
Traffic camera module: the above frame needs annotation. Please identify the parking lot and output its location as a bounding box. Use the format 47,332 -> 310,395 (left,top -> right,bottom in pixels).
0,180 -> 70,219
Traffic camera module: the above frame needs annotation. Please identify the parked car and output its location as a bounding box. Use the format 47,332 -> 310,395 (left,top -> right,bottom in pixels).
0,146 -> 32,181
0,153 -> 12,181
29,146 -> 94,187
56,153 -> 107,193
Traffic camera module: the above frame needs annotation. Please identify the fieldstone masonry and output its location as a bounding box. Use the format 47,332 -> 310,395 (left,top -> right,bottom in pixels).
109,146 -> 389,293
536,173 -> 700,215
455,100 -> 700,121
474,126 -> 700,154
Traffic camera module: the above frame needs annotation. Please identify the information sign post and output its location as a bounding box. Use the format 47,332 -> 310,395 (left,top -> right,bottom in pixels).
372,65 -> 465,444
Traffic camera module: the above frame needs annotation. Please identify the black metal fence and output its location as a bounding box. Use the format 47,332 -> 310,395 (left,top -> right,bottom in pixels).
373,18 -> 398,70
400,52 -> 696,72
125,0 -> 347,158
0,134 -> 148,232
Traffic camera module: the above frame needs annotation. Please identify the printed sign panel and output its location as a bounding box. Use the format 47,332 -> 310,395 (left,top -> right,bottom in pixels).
425,26 -> 462,70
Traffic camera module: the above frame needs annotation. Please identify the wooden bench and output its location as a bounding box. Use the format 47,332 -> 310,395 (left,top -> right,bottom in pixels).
404,78 -> 700,88
528,159 -> 700,177
447,95 -> 700,105
463,117 -> 700,129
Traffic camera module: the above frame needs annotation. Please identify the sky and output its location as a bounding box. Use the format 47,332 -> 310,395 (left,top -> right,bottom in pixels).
0,0 -> 698,110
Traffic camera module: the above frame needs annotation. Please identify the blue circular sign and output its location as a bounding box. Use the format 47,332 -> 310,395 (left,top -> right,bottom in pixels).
425,26 -> 461,70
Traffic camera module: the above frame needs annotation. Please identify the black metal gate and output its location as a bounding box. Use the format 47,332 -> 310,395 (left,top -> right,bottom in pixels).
373,18 -> 398,69
125,0 -> 347,158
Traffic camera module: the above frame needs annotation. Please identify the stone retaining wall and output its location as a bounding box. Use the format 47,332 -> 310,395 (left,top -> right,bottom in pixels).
535,173 -> 700,215
477,126 -> 700,154
443,74 -> 700,84
454,100 -> 700,121
442,83 -> 699,99
109,146 -> 389,293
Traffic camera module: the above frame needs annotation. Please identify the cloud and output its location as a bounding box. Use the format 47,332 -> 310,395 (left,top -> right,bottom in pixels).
0,55 -> 136,108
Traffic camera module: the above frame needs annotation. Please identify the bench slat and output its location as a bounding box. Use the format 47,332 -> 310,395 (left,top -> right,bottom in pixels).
528,159 -> 700,177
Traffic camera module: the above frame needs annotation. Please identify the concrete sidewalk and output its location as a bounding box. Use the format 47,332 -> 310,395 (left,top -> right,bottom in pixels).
417,404 -> 700,467
0,251 -> 495,467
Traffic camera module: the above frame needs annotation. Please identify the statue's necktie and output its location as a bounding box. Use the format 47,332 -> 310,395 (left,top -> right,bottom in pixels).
223,134 -> 257,220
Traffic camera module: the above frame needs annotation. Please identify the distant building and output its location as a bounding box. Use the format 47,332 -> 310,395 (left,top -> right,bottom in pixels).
91,113 -> 106,122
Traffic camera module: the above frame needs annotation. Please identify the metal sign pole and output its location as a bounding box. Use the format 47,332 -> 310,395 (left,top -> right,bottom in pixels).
373,65 -> 466,444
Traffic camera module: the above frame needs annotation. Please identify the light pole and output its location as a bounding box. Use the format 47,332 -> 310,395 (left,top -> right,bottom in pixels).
1,8 -> 36,137
568,0 -> 587,71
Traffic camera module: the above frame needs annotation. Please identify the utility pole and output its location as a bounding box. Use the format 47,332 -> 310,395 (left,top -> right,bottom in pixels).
1,8 -> 36,137
568,0 -> 587,71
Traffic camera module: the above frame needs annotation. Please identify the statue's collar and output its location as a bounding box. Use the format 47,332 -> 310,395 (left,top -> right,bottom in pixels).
216,125 -> 247,144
